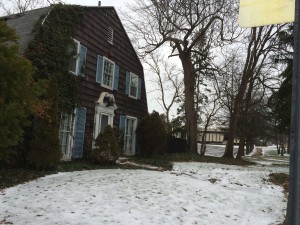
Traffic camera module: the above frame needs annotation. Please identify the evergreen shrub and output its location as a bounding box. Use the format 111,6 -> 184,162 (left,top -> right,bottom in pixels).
93,126 -> 120,164
136,111 -> 167,157
27,119 -> 61,170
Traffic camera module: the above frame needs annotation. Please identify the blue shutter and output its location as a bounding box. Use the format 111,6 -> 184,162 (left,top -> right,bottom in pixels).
137,78 -> 142,99
125,71 -> 130,95
135,118 -> 141,155
72,107 -> 86,159
96,55 -> 103,84
119,115 -> 127,154
113,64 -> 119,90
78,45 -> 87,77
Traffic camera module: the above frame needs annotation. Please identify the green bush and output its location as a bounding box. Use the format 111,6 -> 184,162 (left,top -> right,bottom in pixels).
93,126 -> 120,164
0,21 -> 35,150
136,111 -> 167,157
27,119 -> 61,170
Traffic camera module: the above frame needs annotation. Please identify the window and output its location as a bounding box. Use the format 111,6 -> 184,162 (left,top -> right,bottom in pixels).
129,73 -> 138,99
96,56 -> 119,90
69,39 -> 87,76
108,26 -> 113,44
125,72 -> 142,99
69,39 -> 80,74
59,113 -> 74,160
103,59 -> 114,88
59,107 -> 86,160
119,116 -> 137,155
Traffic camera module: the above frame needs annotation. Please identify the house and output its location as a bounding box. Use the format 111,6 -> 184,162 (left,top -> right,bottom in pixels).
4,4 -> 148,160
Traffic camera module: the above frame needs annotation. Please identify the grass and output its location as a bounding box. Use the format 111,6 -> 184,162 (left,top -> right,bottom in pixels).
0,168 -> 52,191
0,160 -> 142,190
128,153 -> 256,170
0,153 -> 257,191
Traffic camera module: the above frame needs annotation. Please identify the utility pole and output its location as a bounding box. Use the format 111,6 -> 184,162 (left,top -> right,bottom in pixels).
239,0 -> 297,223
288,0 -> 300,223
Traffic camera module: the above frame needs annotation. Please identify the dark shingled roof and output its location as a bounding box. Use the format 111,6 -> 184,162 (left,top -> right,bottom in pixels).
4,7 -> 51,54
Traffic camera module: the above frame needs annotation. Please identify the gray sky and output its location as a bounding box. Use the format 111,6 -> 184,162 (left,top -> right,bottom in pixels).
64,0 -> 132,12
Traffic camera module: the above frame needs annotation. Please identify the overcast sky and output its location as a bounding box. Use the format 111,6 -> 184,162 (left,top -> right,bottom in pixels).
63,0 -> 132,12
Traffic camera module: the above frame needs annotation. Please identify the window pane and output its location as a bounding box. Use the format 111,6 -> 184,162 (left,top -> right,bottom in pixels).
69,57 -> 77,73
59,113 -> 72,155
103,60 -> 114,87
130,74 -> 138,98
68,41 -> 79,74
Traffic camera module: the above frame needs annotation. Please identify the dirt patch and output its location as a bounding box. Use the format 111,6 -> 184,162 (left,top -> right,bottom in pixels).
269,173 -> 289,193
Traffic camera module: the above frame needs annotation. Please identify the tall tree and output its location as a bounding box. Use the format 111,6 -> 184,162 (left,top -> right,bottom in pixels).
124,0 -> 236,152
269,25 -> 293,153
223,25 -> 283,158
0,20 -> 35,149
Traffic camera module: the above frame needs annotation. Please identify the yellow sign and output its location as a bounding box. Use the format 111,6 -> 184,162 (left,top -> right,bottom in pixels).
239,0 -> 295,27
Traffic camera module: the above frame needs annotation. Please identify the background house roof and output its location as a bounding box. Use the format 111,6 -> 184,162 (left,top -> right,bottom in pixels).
3,7 -> 51,54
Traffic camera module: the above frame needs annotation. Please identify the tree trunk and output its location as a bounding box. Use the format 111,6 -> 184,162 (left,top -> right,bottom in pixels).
237,76 -> 254,159
237,109 -> 246,159
246,140 -> 250,154
237,135 -> 245,159
223,72 -> 251,158
181,54 -> 197,153
200,130 -> 207,156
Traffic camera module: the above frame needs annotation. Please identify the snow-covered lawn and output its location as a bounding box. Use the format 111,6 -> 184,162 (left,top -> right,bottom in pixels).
1,162 -> 288,225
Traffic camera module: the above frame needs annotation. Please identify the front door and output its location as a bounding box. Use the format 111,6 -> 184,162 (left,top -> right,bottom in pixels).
124,117 -> 137,155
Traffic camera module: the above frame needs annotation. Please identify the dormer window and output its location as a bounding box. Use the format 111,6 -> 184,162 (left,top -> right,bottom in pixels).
108,26 -> 113,45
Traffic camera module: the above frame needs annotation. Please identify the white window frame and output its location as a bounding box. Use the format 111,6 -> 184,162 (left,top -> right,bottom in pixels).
69,39 -> 80,75
124,116 -> 137,156
129,72 -> 138,99
101,57 -> 115,90
59,112 -> 75,161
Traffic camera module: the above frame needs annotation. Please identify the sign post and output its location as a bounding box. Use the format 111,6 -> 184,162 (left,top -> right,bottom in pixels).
239,1 -> 298,224
288,0 -> 300,223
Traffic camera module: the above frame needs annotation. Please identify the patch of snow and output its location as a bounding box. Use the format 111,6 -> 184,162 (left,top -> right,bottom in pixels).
0,163 -> 288,225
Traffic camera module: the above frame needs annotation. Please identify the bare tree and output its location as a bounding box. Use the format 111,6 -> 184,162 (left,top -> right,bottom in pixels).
223,25 -> 284,158
145,52 -> 183,129
123,0 -> 237,152
0,0 -> 62,15
199,93 -> 221,156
